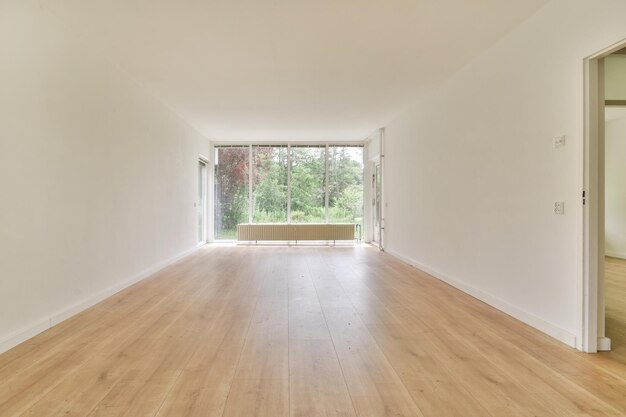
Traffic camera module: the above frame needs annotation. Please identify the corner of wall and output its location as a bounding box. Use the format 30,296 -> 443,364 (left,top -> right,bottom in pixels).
0,245 -> 200,355
384,248 -> 577,348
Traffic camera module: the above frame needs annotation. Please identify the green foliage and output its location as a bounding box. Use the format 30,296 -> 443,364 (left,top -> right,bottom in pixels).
290,207 -> 325,223
214,146 -> 364,239
214,147 -> 249,239
336,184 -> 363,215
328,147 -> 364,229
253,148 -> 288,222
290,148 -> 325,220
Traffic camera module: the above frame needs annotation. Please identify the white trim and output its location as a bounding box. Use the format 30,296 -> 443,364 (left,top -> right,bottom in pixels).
0,245 -> 200,355
384,248 -> 577,348
362,143 -> 372,243
248,145 -> 253,223
581,38 -> 626,353
598,336 -> 612,351
604,251 -> 626,260
287,144 -> 292,223
324,144 -> 330,223
379,128 -> 385,251
582,55 -> 601,352
207,143 -> 215,243
198,158 -> 209,245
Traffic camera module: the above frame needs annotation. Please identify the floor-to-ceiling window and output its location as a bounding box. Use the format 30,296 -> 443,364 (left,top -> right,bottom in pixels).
252,145 -> 289,223
290,146 -> 326,223
213,144 -> 364,240
328,146 -> 364,232
214,146 -> 249,240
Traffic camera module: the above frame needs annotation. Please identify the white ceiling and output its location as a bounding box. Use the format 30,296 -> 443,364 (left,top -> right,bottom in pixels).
43,0 -> 548,141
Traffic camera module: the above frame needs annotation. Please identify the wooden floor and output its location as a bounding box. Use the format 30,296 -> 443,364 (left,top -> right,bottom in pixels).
605,256 -> 626,362
2,246 -> 626,417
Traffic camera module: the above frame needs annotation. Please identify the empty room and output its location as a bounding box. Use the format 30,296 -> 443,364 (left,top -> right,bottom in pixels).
2,1 -> 626,416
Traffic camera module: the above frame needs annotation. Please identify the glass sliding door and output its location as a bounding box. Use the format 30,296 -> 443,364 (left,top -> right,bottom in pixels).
373,162 -> 382,244
290,146 -> 326,223
328,146 -> 364,233
214,146 -> 249,240
252,146 -> 289,223
198,159 -> 208,244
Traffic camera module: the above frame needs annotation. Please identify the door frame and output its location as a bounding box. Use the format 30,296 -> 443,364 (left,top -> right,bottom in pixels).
368,128 -> 385,251
372,159 -> 381,247
198,156 -> 209,245
581,39 -> 626,352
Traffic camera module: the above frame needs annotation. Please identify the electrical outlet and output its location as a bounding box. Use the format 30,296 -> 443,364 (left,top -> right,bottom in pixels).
553,135 -> 565,148
554,201 -> 565,215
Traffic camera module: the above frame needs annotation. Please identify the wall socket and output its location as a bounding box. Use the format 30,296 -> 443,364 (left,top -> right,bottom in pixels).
554,201 -> 565,215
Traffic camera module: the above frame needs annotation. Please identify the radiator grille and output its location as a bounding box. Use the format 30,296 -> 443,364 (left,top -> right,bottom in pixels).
237,224 -> 355,242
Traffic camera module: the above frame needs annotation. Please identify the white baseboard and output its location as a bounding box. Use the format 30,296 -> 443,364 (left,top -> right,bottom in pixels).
0,245 -> 200,355
598,337 -> 612,352
384,248 -> 577,348
605,251 -> 626,260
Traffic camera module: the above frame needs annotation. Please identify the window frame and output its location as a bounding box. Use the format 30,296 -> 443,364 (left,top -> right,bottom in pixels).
212,142 -> 364,241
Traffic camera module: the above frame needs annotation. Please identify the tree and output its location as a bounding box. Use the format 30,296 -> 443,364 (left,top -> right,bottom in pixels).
328,147 -> 363,223
215,145 -> 364,237
253,147 -> 288,222
290,148 -> 325,222
215,147 -> 249,238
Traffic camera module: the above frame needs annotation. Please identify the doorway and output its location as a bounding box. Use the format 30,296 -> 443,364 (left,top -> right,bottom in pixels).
583,39 -> 626,353
198,158 -> 208,245
603,47 -> 626,357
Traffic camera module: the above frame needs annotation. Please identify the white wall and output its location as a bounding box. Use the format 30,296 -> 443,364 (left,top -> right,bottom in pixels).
382,0 -> 626,348
605,55 -> 626,100
0,2 -> 210,352
604,56 -> 626,259
605,110 -> 626,258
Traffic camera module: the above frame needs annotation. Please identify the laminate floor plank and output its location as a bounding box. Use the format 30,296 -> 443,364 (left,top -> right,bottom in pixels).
1,246 -> 626,417
15,250 -> 229,417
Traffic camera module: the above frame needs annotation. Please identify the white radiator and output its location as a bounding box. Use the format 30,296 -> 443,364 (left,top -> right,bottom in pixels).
237,223 -> 356,242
